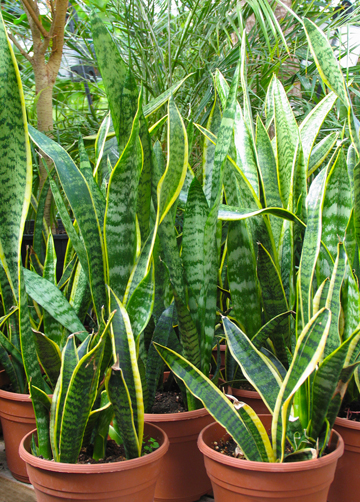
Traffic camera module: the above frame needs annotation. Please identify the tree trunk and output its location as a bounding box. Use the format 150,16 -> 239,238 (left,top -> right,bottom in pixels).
19,0 -> 69,228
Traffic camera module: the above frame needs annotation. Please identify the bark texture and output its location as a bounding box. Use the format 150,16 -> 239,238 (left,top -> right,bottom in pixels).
19,0 -> 69,225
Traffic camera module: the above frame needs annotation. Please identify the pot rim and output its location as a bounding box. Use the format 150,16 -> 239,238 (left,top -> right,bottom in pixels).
19,423 -> 169,474
335,415 -> 360,430
198,421 -> 344,473
0,388 -> 31,402
228,387 -> 261,399
144,406 -> 209,423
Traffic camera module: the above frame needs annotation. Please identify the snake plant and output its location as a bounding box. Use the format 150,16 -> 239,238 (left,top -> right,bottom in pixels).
22,11 -> 189,462
155,18 -> 360,462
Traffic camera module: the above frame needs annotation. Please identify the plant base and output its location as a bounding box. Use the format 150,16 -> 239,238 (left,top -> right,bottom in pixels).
19,422 -> 169,501
198,420 -> 344,502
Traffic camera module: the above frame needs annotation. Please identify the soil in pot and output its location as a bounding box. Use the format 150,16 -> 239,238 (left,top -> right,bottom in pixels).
145,373 -> 213,502
0,388 -> 36,483
328,400 -> 360,502
19,422 -> 169,502
198,417 -> 344,502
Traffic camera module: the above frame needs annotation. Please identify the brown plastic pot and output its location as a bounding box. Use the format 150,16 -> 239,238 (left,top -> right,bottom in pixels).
227,386 -> 269,415
328,416 -> 360,502
19,422 -> 169,501
0,388 -> 35,483
145,407 -> 213,502
0,370 -> 10,435
198,419 -> 344,502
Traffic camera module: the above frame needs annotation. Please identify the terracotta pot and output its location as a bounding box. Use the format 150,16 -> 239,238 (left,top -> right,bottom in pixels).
328,416 -> 360,502
0,388 -> 35,483
198,419 -> 344,502
19,422 -> 169,501
227,386 -> 269,415
0,370 -> 10,435
145,407 -> 213,502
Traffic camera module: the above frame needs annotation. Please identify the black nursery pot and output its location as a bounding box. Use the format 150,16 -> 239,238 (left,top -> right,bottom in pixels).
21,220 -> 69,282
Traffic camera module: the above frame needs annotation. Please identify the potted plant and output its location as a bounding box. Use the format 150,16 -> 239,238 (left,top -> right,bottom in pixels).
15,6 -> 197,496
154,17 -> 360,502
0,11 -> 93,482
19,313 -> 170,502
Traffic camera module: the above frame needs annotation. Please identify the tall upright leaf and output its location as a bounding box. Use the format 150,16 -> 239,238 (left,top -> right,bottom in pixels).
105,90 -> 143,301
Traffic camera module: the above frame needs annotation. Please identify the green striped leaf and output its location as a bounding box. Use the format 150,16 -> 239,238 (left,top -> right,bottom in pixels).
209,62 -> 240,208
42,235 -> 63,346
307,132 -> 339,178
157,96 -> 188,223
50,181 -> 89,280
109,288 -> 144,444
299,92 -> 337,172
33,330 -> 61,388
30,383 -> 52,459
298,168 -> 327,327
309,329 -> 359,440
91,393 -> 114,461
201,202 -> 220,372
322,150 -> 351,259
342,262 -> 360,341
347,145 -> 358,204
69,262 -> 92,322
214,69 -> 259,198
50,335 -> 78,461
227,220 -> 261,338
154,343 -> 274,462
182,178 -> 209,333
58,335 -> 105,463
78,137 -> 106,228
146,304 -> 175,412
30,126 -> 106,320
256,116 -> 282,245
23,268 -> 86,338
271,309 -> 331,461
272,308 -> 331,461
105,90 -> 143,301
0,327 -> 22,365
354,160 -> 360,249
303,18 -> 349,107
257,243 -> 289,365
173,290 -> 201,371
240,35 -> 255,140
126,261 -> 155,342
90,13 -> 128,150
137,112 -> 153,242
273,77 -> 299,210
143,75 -> 192,118
265,76 -> 275,129
0,11 -> 32,300
33,171 -> 52,264
202,94 -> 222,205
323,244 -> 346,357
234,104 -> 259,199
223,316 -> 283,414
94,113 -> 111,176
218,205 -> 304,226
19,267 -> 45,392
0,333 -> 22,391
106,364 -> 142,459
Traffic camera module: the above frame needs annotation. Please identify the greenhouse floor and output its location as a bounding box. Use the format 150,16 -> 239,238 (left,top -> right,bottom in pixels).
0,436 -> 214,502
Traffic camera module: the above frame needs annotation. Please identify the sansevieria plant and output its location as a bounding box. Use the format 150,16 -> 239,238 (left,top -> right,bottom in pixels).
155,17 -> 360,462
22,9 -> 189,461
